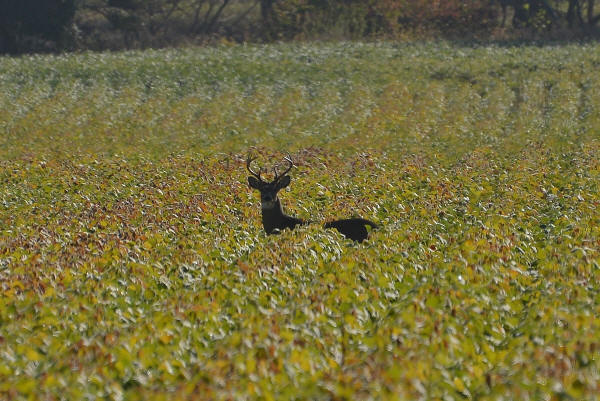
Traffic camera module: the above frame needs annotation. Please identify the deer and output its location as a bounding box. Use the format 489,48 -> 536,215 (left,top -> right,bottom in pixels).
246,155 -> 378,242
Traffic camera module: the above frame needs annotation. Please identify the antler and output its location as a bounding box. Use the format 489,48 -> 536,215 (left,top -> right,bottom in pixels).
246,154 -> 264,182
273,154 -> 294,182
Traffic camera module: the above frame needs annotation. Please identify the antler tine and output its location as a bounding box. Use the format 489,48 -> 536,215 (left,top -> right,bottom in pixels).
272,154 -> 294,182
279,154 -> 294,178
246,154 -> 263,182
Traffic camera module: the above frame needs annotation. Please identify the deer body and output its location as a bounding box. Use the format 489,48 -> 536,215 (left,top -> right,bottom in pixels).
260,198 -> 305,234
324,218 -> 378,243
247,155 -> 378,242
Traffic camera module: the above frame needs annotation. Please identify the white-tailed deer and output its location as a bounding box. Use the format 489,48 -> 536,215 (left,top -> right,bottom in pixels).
247,155 -> 378,242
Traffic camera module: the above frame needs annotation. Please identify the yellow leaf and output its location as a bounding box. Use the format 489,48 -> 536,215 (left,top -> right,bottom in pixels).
159,333 -> 172,345
0,364 -> 12,376
43,286 -> 55,298
453,377 -> 465,392
26,348 -> 42,361
246,355 -> 256,374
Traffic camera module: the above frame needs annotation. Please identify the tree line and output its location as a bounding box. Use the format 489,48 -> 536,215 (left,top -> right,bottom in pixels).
2,0 -> 600,55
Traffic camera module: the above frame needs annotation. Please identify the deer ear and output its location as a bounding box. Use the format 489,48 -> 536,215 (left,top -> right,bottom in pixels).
248,176 -> 261,189
276,175 -> 291,189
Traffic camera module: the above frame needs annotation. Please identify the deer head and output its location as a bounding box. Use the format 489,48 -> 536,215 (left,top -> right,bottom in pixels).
247,155 -> 294,210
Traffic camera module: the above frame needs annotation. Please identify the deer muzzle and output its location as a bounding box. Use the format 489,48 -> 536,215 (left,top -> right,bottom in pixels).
261,200 -> 277,210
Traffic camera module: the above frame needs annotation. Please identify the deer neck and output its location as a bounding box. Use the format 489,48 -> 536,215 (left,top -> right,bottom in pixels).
261,198 -> 291,234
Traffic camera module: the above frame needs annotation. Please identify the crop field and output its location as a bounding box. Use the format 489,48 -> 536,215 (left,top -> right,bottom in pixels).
1,42 -> 599,400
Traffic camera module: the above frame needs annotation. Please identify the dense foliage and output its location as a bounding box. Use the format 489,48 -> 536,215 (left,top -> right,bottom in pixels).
1,42 -> 599,399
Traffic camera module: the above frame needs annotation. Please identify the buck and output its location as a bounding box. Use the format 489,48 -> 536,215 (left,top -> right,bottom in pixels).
246,155 -> 378,242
